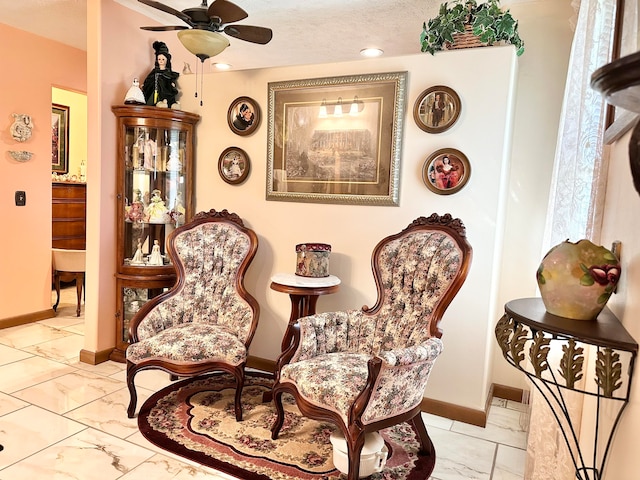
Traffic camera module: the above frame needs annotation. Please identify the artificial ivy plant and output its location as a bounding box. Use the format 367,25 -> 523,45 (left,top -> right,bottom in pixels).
420,0 -> 525,56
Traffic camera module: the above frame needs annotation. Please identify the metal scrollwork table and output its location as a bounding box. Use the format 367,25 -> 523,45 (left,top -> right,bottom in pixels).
496,298 -> 637,480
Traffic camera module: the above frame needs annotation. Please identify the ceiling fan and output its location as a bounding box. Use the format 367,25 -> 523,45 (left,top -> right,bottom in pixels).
138,0 -> 273,61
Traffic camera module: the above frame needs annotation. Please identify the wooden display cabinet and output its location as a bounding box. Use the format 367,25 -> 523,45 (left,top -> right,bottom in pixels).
110,105 -> 200,362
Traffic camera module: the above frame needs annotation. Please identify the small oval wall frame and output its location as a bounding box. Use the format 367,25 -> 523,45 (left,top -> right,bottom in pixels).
413,85 -> 461,134
422,148 -> 471,195
218,147 -> 250,185
227,96 -> 261,136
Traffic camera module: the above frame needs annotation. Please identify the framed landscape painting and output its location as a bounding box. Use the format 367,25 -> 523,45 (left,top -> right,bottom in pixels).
266,71 -> 407,206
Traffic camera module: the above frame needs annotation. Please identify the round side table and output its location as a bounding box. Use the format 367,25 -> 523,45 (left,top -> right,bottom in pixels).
270,272 -> 341,352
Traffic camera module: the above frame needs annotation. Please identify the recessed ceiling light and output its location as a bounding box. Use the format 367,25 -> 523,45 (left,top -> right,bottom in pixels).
213,62 -> 232,70
360,48 -> 383,58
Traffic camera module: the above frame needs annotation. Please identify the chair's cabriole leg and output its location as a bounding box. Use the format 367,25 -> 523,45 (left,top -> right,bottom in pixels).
233,368 -> 245,421
411,412 -> 435,457
270,388 -> 285,439
126,362 -> 138,418
346,432 -> 366,480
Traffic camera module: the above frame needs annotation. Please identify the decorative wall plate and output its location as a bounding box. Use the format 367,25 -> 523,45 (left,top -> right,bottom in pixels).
10,113 -> 33,142
227,96 -> 261,136
413,85 -> 461,134
218,147 -> 250,185
422,148 -> 470,195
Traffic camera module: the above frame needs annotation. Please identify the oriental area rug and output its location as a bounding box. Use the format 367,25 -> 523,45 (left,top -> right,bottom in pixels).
138,373 -> 435,480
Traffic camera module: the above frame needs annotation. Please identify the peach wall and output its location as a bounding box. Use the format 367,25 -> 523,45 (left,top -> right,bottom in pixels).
0,24 -> 86,319
84,0 -> 187,352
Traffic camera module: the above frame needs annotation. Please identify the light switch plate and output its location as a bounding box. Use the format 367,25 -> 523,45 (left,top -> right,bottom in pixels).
15,191 -> 26,206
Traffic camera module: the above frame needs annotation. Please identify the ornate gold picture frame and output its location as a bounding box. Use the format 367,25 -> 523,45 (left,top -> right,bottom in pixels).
266,72 -> 407,206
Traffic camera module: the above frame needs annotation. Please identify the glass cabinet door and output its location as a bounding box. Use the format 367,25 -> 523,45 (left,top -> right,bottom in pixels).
122,125 -> 188,269
119,286 -> 169,344
111,105 -> 200,362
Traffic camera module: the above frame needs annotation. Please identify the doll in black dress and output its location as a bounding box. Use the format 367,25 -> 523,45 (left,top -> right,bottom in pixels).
142,41 -> 180,108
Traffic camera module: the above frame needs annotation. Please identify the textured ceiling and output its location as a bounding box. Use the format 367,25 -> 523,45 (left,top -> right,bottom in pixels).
0,0 -> 87,51
0,0 -> 527,71
115,0 -> 439,71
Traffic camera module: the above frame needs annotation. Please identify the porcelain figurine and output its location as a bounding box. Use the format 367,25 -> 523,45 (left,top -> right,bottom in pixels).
126,190 -> 146,223
147,240 -> 163,265
124,78 -> 145,105
131,239 -> 145,265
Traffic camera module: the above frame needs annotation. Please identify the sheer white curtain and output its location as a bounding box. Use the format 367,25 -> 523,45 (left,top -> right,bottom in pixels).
542,0 -> 617,250
527,1 -> 634,479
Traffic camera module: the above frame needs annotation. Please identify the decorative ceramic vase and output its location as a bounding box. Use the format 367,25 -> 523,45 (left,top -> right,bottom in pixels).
536,239 -> 620,320
295,243 -> 331,277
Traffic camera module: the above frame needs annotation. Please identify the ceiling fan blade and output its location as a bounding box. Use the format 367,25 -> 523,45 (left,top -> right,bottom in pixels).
208,0 -> 248,24
141,25 -> 189,31
138,0 -> 194,27
224,25 -> 273,45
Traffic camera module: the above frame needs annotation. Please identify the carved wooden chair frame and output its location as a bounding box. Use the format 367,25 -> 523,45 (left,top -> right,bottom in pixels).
125,209 -> 259,421
270,213 -> 472,480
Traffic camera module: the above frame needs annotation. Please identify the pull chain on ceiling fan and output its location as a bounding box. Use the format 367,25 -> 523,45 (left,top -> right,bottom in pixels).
138,0 -> 273,105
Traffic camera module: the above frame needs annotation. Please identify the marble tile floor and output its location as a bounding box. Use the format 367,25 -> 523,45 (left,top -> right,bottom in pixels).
0,286 -> 529,479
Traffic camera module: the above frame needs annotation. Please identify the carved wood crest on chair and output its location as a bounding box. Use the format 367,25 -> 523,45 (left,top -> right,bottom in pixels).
270,213 -> 473,480
125,209 -> 259,421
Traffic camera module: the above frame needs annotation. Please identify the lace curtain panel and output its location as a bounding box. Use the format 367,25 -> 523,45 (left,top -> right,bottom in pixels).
529,1 -> 636,479
542,0 -> 616,250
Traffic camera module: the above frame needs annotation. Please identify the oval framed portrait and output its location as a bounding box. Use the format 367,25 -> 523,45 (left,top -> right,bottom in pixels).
218,147 -> 250,185
422,148 -> 470,195
413,85 -> 461,134
227,96 -> 261,136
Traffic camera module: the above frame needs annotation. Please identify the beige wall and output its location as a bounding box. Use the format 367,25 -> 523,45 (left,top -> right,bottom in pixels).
171,47 -> 518,410
594,129 -> 640,479
0,23 -> 86,319
492,0 -> 576,389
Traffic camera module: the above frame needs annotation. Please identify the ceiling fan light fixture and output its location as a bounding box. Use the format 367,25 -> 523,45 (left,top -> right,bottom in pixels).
360,47 -> 383,58
177,30 -> 230,61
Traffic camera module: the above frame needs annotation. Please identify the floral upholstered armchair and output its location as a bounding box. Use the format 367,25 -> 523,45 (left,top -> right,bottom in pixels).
126,209 -> 259,421
271,214 -> 472,480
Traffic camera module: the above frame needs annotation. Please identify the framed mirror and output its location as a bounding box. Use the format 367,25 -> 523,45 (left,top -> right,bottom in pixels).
413,85 -> 461,134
